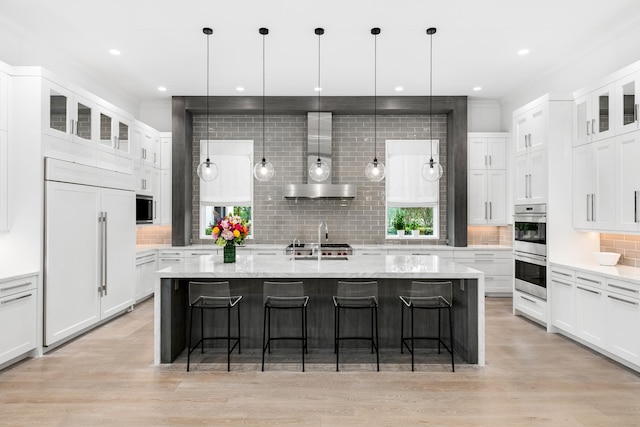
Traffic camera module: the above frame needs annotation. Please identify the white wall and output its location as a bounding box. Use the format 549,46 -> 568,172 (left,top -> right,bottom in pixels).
139,100 -> 172,132
500,14 -> 640,131
468,99 -> 503,132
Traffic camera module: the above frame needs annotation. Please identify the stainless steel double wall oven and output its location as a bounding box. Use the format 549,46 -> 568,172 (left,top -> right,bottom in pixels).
514,204 -> 547,300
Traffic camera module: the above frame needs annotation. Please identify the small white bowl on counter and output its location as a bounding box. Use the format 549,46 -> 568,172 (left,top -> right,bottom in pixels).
593,252 -> 621,266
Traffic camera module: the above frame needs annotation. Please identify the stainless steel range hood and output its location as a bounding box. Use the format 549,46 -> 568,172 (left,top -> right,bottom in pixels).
283,112 -> 356,200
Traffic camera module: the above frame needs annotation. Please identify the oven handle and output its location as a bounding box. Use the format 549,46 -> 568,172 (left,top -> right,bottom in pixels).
514,251 -> 547,267
513,214 -> 547,224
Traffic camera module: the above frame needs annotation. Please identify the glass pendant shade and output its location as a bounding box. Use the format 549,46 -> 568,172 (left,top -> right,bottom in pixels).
253,158 -> 274,181
197,159 -> 219,182
309,159 -> 330,182
421,158 -> 443,182
365,158 -> 385,182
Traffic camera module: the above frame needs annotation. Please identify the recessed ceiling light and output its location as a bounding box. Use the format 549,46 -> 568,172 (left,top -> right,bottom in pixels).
158,86 -> 167,92
473,86 -> 482,91
109,49 -> 121,56
236,86 -> 245,92
518,49 -> 530,56
395,86 -> 404,92
314,87 -> 322,92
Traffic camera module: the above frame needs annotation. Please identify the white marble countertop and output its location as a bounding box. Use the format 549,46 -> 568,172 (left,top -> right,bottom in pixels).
0,271 -> 39,283
156,254 -> 485,280
551,261 -> 640,284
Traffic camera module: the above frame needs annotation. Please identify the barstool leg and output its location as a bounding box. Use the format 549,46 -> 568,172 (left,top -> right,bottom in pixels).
200,307 -> 204,354
187,305 -> 194,372
335,306 -> 340,372
301,306 -> 305,372
449,305 -> 455,372
370,306 -> 374,354
411,305 -> 415,372
374,305 -> 379,372
261,305 -> 268,371
400,302 -> 405,353
237,303 -> 242,354
227,306 -> 231,372
437,306 -> 442,354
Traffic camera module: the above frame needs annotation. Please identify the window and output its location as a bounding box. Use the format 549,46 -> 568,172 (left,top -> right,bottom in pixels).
385,139 -> 439,239
199,140 -> 253,239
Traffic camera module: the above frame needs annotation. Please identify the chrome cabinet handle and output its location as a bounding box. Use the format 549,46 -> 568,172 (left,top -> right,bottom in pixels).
552,270 -> 572,278
484,155 -> 487,166
586,120 -> 590,136
635,190 -> 638,223
592,193 -> 595,221
489,201 -> 492,219
521,295 -> 537,304
485,201 -> 488,220
608,283 -> 639,294
577,276 -> 602,285
0,293 -> 32,305
1,282 -> 32,292
103,212 -> 108,296
586,194 -> 590,221
592,119 -> 596,134
608,295 -> 638,306
489,155 -> 492,166
553,279 -> 573,287
577,286 -> 600,295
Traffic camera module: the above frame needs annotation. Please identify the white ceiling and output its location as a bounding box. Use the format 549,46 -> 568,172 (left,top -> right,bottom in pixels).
1,0 -> 639,105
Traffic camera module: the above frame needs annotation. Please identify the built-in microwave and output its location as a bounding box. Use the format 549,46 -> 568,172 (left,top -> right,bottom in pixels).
136,195 -> 153,224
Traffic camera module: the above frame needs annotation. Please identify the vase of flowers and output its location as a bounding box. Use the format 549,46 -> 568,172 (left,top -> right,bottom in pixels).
210,215 -> 250,263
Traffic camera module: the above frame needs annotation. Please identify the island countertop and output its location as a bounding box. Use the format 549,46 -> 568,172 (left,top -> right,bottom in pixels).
156,253 -> 485,279
155,254 -> 485,367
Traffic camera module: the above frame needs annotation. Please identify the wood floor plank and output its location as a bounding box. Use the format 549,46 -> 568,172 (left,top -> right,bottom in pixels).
1,298 -> 640,426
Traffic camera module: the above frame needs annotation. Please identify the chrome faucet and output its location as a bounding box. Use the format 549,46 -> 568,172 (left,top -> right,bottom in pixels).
317,221 -> 329,261
291,237 -> 300,260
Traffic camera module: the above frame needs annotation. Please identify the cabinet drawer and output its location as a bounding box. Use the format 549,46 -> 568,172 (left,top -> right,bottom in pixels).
0,289 -> 37,363
576,271 -> 605,289
391,250 -> 453,259
607,278 -> 640,300
455,258 -> 512,276
454,250 -> 512,259
136,253 -> 157,266
514,290 -> 547,324
186,250 -> 218,257
0,275 -> 37,297
159,250 -> 184,258
550,265 -> 575,281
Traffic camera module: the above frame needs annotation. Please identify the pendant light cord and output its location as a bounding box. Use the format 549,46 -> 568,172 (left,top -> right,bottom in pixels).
205,29 -> 211,162
429,28 -> 434,162
316,28 -> 322,163
262,30 -> 266,163
373,30 -> 378,163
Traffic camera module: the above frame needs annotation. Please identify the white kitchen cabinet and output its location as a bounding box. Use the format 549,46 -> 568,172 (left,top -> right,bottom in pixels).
44,160 -> 135,347
135,252 -> 157,302
132,123 -> 160,167
454,250 -> 512,295
0,68 -> 8,131
575,282 -> 606,348
615,70 -> 640,136
159,250 -> 185,269
0,275 -> 37,366
152,167 -> 161,224
615,132 -> 640,231
573,83 -> 615,146
513,289 -> 547,324
572,139 -> 616,230
468,133 -> 508,170
513,149 -> 547,205
160,134 -> 172,170
160,168 -> 172,225
468,169 -> 507,225
389,249 -> 452,259
0,131 -> 7,232
134,162 -> 154,196
514,102 -> 547,155
606,280 -> 640,366
550,271 -> 575,334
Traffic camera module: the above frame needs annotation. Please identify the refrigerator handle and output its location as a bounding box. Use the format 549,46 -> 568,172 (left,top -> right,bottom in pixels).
103,211 -> 108,296
98,212 -> 104,295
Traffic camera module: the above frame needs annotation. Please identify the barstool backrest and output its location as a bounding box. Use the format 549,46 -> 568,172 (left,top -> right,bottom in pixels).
263,281 -> 306,306
408,280 -> 453,307
188,281 -> 232,307
335,280 -> 378,306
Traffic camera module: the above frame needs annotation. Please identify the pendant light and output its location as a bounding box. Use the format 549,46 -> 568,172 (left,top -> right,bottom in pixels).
253,28 -> 275,181
196,27 -> 219,182
365,27 -> 385,182
309,27 -> 330,182
421,27 -> 443,182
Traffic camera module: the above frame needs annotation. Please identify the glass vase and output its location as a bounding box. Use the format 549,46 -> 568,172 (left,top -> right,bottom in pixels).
223,244 -> 236,263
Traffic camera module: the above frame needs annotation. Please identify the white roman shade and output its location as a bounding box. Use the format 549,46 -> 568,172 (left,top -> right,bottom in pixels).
386,139 -> 439,205
200,140 -> 253,204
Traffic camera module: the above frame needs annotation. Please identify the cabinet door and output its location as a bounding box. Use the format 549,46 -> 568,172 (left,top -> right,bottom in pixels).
0,70 -> 7,131
135,263 -> 144,301
142,259 -> 157,296
615,132 -> 640,231
616,71 -> 640,135
550,277 -> 575,333
606,292 -> 640,365
592,139 -> 616,230
528,104 -> 548,152
514,114 -> 530,155
513,155 -> 529,205
100,188 -> 135,318
468,170 -> 488,224
592,84 -> 614,141
73,97 -> 95,145
575,285 -> 606,348
161,136 -> 172,170
114,118 -> 131,158
44,81 -> 72,141
487,170 -> 507,224
487,137 -> 507,169
98,111 -> 114,150
574,94 -> 591,146
468,137 -> 488,169
160,169 -> 172,225
153,167 -> 161,224
528,150 -> 547,204
45,181 -> 101,346
573,144 -> 593,229
0,289 -> 37,363
0,131 -> 7,232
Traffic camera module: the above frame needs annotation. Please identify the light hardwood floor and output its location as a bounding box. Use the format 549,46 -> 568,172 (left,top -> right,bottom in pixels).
1,298 -> 640,426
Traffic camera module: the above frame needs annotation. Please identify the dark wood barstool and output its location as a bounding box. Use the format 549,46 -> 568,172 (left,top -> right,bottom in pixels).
262,281 -> 309,372
333,280 -> 379,372
186,281 -> 242,372
400,280 -> 455,372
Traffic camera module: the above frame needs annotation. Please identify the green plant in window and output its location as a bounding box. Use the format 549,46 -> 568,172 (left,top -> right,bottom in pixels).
392,211 -> 406,232
406,219 -> 420,232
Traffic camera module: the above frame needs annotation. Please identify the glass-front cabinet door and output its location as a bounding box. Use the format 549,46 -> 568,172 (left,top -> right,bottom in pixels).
99,112 -> 114,149
48,87 -> 69,138
594,86 -> 613,140
115,119 -> 130,157
74,101 -> 93,143
617,72 -> 640,135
